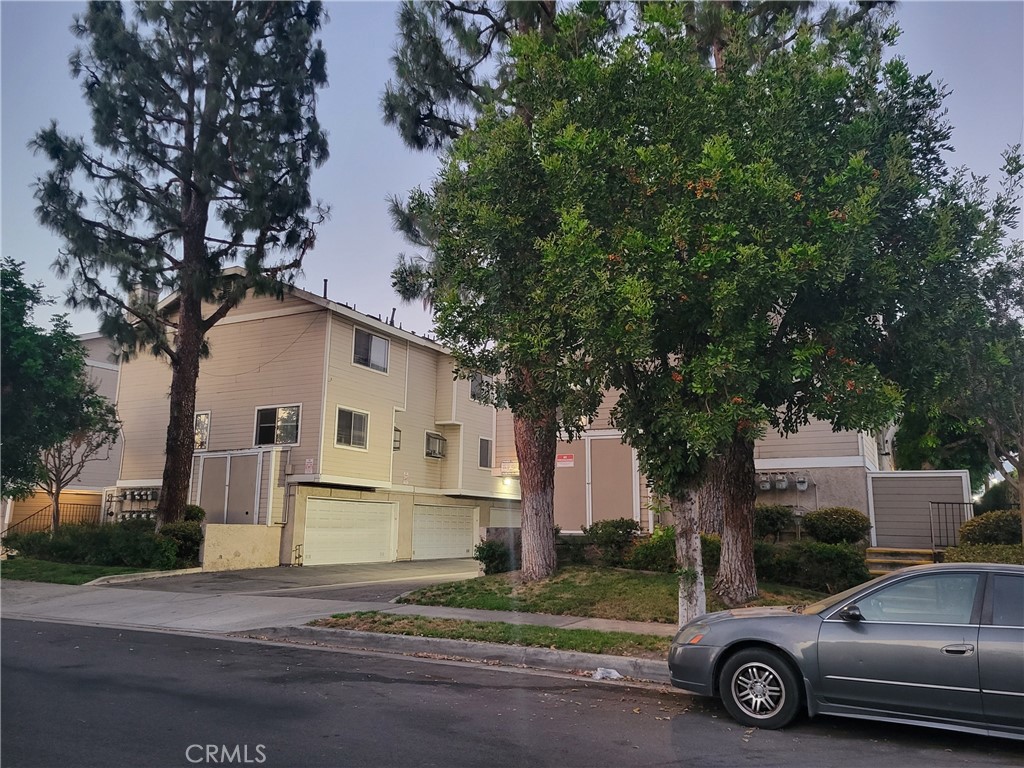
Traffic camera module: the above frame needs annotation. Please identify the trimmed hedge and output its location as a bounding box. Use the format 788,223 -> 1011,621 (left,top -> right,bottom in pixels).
626,526 -> 677,572
582,518 -> 641,566
943,543 -> 1024,565
754,505 -> 794,542
4,521 -> 176,570
159,520 -> 204,567
474,539 -> 512,575
803,506 -> 872,544
764,540 -> 869,593
959,510 -> 1022,546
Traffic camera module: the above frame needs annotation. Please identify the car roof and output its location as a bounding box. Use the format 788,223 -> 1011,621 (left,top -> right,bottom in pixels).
892,562 -> 1024,575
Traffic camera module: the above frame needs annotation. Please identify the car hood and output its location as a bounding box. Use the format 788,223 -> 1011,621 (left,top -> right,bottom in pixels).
700,606 -> 806,624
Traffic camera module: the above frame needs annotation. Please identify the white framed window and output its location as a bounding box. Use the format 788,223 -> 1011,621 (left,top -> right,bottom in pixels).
479,437 -> 492,469
393,427 -> 402,451
336,407 -> 369,449
194,411 -> 211,451
254,404 -> 300,446
353,328 -> 389,373
469,372 -> 492,402
425,431 -> 447,459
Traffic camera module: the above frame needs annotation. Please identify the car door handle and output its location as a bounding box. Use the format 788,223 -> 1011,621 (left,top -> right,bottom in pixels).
941,644 -> 975,656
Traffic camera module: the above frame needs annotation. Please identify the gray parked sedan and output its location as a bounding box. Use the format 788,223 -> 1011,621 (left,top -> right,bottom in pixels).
668,562 -> 1024,740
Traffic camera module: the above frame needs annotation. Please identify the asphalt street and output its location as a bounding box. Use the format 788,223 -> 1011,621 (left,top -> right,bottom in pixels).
3,620 -> 1019,768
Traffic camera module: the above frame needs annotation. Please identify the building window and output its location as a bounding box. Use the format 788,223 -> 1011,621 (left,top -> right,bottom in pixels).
254,405 -> 300,446
393,427 -> 402,451
425,431 -> 447,459
469,372 -> 491,402
194,412 -> 210,451
479,437 -> 492,469
336,407 -> 368,449
354,328 -> 389,373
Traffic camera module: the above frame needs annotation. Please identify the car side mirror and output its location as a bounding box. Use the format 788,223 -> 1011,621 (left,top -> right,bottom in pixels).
837,604 -> 863,622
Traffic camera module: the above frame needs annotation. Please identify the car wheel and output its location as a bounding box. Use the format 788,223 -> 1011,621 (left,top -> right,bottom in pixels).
718,648 -> 801,729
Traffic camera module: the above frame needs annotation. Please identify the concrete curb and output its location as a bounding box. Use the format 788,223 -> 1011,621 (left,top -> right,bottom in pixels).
241,625 -> 671,684
84,567 -> 204,586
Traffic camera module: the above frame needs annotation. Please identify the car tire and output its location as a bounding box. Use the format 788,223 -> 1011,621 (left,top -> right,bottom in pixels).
718,648 -> 802,729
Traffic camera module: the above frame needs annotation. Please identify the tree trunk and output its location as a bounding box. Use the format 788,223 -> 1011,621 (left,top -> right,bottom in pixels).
670,487 -> 706,626
513,409 -> 558,581
155,289 -> 203,530
713,432 -> 759,605
51,486 -> 62,532
698,456 -> 725,535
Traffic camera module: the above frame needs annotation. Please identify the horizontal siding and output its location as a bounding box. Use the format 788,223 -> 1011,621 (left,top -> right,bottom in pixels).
73,363 -> 123,490
871,474 -> 968,548
393,344 -> 443,488
321,316 -> 409,482
755,418 -> 860,459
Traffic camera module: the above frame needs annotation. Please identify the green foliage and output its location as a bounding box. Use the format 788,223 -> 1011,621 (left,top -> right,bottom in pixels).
582,518 -> 641,566
158,521 -> 204,567
975,481 -> 1019,514
700,534 -> 722,575
803,507 -> 872,544
767,541 -> 870,593
556,535 -> 589,566
1,259 -> 93,499
959,510 -> 1022,546
32,3 -> 330,526
943,543 -> 1024,565
474,539 -> 513,575
183,505 -> 207,523
3,522 -> 176,570
626,526 -> 678,572
893,405 -> 994,492
754,505 -> 794,542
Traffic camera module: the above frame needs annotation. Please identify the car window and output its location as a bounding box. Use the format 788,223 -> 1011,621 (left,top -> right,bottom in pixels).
856,573 -> 980,625
989,574 -> 1024,628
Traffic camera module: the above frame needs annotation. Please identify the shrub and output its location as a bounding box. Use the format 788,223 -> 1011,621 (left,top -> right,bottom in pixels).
627,526 -> 677,572
474,539 -> 512,575
159,521 -> 204,567
974,481 -> 1018,515
754,505 -> 794,542
753,540 -> 778,578
700,534 -> 721,575
582,518 -> 641,566
769,540 -> 869,593
183,505 -> 207,523
556,535 -> 589,566
803,506 -> 871,544
942,543 -> 1024,565
959,510 -> 1022,546
2,522 -> 176,570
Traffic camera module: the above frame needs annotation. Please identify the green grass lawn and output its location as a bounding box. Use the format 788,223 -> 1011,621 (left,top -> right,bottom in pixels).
0,557 -> 150,585
398,565 -> 826,623
314,611 -> 671,659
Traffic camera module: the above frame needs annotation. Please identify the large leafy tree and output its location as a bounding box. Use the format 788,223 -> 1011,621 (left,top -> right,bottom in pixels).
383,1 -> 629,580
504,2 -> 978,617
32,2 -> 329,527
1,259 -> 92,499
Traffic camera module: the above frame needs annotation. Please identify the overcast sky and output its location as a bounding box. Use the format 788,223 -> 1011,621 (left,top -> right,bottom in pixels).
2,1 -> 1022,337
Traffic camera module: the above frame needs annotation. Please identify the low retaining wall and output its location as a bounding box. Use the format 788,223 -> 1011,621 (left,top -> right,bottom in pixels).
201,524 -> 282,572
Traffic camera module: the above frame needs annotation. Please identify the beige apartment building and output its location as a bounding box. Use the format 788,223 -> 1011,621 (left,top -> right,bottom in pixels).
113,284 -> 521,568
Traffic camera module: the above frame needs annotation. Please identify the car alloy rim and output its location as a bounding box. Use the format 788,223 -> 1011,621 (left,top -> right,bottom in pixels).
731,662 -> 785,719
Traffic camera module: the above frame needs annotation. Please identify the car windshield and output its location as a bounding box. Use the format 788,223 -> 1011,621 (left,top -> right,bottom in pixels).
798,573 -> 892,615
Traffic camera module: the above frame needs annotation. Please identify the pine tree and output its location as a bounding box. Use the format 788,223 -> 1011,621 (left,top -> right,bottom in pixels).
32,2 -> 329,527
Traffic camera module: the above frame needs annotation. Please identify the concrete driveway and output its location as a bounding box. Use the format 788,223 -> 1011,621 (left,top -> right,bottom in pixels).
106,558 -> 480,602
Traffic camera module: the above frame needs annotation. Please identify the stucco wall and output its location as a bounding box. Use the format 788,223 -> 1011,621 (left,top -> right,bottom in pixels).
201,523 -> 282,572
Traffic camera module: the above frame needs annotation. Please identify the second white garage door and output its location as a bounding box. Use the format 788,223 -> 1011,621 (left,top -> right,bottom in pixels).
304,498 -> 398,565
412,504 -> 476,560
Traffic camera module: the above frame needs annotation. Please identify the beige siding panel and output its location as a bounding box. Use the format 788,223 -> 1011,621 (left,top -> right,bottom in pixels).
392,344 -> 443,489
862,432 -> 880,470
81,335 -> 118,364
590,437 -> 636,523
73,363 -> 123,490
871,474 -> 969,549
494,409 -> 517,469
434,355 -> 455,423
590,390 -> 620,431
320,315 -> 408,483
554,440 -> 587,532
755,419 -> 860,460
454,379 -> 498,495
117,351 -> 174,481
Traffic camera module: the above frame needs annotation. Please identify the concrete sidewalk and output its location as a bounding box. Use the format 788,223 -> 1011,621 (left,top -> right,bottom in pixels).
0,580 -> 675,683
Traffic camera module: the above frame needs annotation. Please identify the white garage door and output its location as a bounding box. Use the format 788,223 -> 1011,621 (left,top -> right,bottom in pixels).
304,498 -> 397,565
412,505 -> 476,560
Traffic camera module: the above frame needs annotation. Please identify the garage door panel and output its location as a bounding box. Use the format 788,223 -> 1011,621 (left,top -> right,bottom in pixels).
413,505 -> 475,560
304,498 -> 397,565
